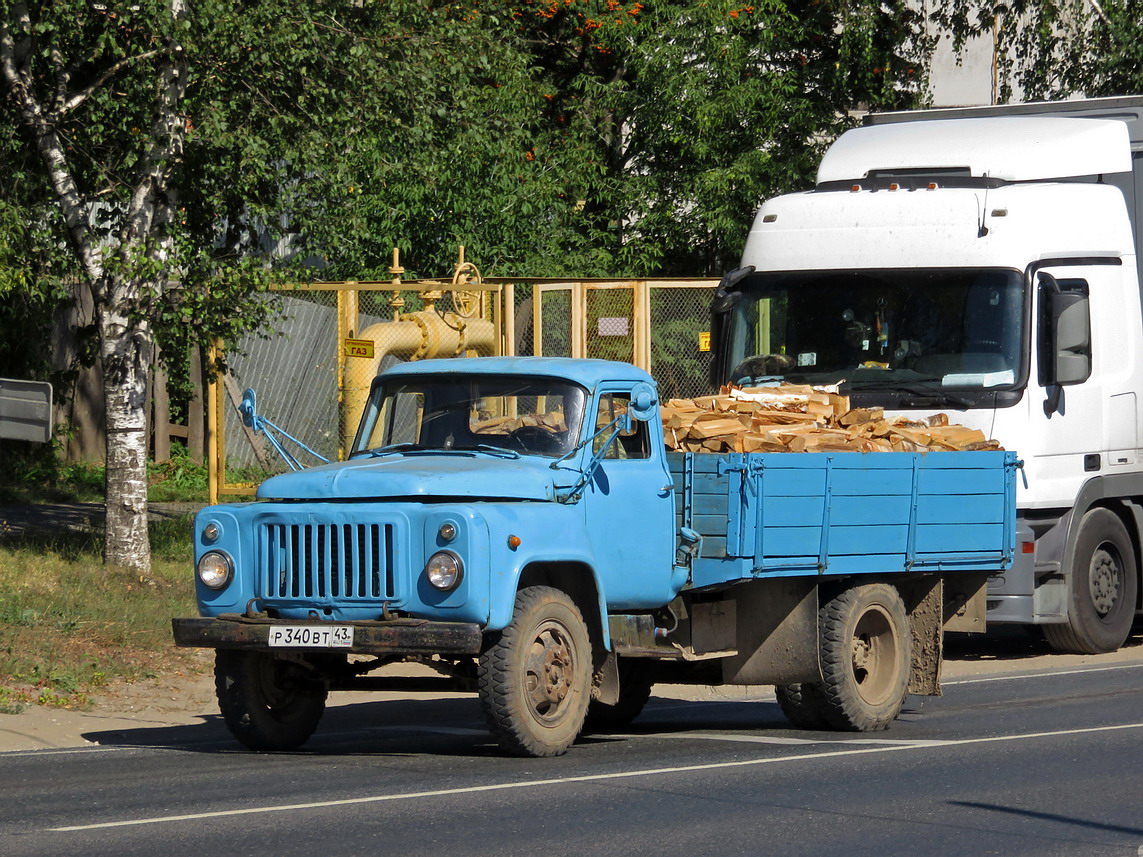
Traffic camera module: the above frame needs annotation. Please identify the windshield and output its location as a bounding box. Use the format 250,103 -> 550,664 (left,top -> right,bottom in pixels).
351,374 -> 587,458
722,269 -> 1026,402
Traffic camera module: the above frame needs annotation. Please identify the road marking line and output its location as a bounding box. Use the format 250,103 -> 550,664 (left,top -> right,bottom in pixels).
47,721 -> 1143,833
944,662 -> 1143,686
629,732 -> 950,747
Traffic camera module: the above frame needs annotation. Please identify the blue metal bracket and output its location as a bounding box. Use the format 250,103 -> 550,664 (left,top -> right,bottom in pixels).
238,388 -> 331,472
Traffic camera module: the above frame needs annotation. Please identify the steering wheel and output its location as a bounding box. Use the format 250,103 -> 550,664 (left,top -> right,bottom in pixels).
507,425 -> 563,455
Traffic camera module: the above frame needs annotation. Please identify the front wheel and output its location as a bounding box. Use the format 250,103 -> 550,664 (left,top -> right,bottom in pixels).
1044,508 -> 1138,655
816,583 -> 911,732
478,586 -> 592,757
214,649 -> 328,751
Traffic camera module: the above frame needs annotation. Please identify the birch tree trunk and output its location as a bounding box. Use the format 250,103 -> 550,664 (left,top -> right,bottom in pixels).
1,0 -> 189,577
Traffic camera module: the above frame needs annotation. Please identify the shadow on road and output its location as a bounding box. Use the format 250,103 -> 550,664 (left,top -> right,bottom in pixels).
78,693 -> 795,757
944,624 -> 1143,662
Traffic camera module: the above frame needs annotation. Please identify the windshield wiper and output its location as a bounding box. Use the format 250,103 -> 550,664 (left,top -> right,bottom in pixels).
841,381 -> 975,409
896,387 -> 974,409
450,444 -> 521,459
363,443 -> 425,457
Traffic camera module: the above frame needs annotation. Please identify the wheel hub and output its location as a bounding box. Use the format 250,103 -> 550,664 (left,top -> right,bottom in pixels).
524,625 -> 575,721
1089,548 -> 1121,617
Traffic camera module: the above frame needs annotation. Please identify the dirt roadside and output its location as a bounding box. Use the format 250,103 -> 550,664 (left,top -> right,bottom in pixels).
2,628 -> 1140,754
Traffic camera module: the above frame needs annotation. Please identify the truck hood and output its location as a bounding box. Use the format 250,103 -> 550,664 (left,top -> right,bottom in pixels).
256,453 -> 567,501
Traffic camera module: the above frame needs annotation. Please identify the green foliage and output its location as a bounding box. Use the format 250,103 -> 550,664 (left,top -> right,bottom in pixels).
932,1 -> 1143,101
147,446 -> 209,503
500,0 -> 934,275
3,0 -> 941,378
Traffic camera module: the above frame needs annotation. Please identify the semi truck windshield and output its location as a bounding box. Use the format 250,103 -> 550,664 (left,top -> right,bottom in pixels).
721,269 -> 1026,403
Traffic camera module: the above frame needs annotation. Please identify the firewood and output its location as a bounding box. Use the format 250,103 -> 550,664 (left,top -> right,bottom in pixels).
660,384 -> 1000,453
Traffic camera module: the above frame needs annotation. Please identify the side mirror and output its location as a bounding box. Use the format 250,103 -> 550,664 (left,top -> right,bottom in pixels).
629,382 -> 657,422
709,265 -> 756,386
1052,291 -> 1091,385
1039,273 -> 1091,388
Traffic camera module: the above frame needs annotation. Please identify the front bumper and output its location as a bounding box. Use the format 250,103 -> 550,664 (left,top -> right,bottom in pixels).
172,616 -> 483,655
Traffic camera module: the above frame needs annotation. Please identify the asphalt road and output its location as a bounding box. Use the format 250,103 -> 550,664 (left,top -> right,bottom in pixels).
2,655 -> 1142,857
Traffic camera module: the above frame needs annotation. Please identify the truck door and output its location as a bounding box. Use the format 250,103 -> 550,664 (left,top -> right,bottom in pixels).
582,388 -> 677,609
1032,264 -> 1140,487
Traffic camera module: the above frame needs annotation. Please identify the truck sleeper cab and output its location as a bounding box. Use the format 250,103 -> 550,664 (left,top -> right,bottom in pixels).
711,100 -> 1143,656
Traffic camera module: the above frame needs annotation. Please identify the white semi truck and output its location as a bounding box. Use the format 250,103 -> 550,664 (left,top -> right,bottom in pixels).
709,96 -> 1143,654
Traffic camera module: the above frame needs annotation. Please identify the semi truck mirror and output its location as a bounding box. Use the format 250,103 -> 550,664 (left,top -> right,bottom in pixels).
1038,272 -> 1091,390
1052,291 -> 1091,385
709,266 -> 756,386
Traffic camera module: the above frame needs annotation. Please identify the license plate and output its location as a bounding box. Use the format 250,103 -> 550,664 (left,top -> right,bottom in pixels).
267,625 -> 354,648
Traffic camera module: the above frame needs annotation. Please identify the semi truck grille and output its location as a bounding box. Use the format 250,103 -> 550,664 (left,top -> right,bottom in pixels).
259,522 -> 396,601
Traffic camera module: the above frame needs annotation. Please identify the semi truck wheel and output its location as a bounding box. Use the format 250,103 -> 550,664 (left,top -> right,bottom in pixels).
214,649 -> 328,751
1044,508 -> 1138,655
775,682 -> 831,730
817,583 -> 911,732
584,658 -> 654,731
478,585 -> 592,757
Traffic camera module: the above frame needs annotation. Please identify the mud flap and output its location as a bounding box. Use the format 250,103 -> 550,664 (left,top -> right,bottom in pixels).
899,577 -> 943,697
593,650 -> 621,705
722,578 -> 820,686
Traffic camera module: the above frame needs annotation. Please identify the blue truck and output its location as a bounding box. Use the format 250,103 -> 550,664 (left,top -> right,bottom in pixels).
172,357 -> 1018,757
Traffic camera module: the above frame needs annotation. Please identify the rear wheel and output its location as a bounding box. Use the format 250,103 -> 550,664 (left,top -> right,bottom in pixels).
478,586 -> 592,757
1044,508 -> 1138,655
816,583 -> 911,732
775,682 -> 831,730
214,649 -> 328,750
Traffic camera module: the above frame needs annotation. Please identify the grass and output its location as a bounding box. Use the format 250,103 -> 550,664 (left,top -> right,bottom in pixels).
0,442 -> 210,504
0,516 -> 201,714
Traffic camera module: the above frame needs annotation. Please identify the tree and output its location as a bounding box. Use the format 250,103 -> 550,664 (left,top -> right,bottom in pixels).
501,0 -> 936,275
932,0 -> 1143,101
2,0 -> 947,577
1,0 -> 582,574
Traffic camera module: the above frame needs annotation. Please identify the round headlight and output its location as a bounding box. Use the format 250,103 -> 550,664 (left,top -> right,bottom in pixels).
202,521 -> 221,543
425,551 -> 463,591
197,550 -> 233,590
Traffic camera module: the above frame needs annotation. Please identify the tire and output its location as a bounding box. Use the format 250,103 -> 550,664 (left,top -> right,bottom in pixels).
775,682 -> 831,730
214,649 -> 328,751
816,583 -> 911,732
478,586 -> 592,757
1044,508 -> 1138,655
584,658 -> 654,731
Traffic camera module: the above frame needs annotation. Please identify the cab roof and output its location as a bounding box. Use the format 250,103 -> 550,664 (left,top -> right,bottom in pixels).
375,356 -> 656,389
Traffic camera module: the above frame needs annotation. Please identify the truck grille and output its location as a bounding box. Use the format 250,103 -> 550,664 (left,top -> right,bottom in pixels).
259,522 -> 396,601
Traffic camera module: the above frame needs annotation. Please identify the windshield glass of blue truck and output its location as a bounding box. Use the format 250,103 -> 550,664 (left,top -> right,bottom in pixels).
725,268 -> 1027,404
351,374 -> 588,458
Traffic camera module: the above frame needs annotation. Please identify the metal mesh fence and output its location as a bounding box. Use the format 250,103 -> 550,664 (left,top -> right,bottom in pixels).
649,284 -> 715,401
223,290 -> 340,481
213,277 -> 718,499
586,285 -> 635,364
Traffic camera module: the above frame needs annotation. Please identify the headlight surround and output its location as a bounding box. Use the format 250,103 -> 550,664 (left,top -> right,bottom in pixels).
197,550 -> 234,590
425,551 -> 463,591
